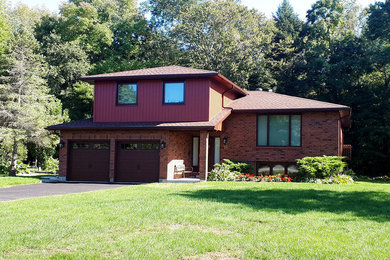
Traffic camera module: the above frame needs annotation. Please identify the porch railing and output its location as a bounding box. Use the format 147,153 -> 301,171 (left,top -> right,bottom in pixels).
342,144 -> 352,160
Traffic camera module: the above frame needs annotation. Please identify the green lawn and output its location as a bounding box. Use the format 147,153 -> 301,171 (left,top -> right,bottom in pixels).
1,182 -> 389,259
0,176 -> 41,188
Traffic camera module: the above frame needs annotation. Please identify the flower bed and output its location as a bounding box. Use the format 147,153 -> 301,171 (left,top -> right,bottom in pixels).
208,158 -> 354,184
236,174 -> 292,182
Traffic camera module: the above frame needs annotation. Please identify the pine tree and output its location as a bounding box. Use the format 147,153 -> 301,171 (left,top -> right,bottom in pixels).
0,0 -> 11,55
0,19 -> 65,175
271,0 -> 304,95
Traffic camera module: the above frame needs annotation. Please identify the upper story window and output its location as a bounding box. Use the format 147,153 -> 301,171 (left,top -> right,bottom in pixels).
257,115 -> 301,147
117,83 -> 137,105
163,82 -> 185,104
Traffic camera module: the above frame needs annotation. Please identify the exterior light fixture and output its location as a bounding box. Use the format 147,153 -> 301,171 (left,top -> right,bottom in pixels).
59,141 -> 65,148
160,141 -> 166,149
223,137 -> 229,145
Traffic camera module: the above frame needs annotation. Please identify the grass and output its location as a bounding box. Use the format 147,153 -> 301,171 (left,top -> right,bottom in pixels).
0,181 -> 389,259
0,175 -> 41,188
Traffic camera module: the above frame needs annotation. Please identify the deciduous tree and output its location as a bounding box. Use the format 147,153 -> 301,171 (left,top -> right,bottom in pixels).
172,0 -> 275,88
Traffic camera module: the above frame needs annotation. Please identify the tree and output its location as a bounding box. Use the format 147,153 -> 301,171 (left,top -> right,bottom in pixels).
274,0 -> 303,42
0,6 -> 66,175
172,0 -> 275,89
57,2 -> 113,57
366,0 -> 390,41
297,0 -> 389,176
349,0 -> 390,176
43,34 -> 91,98
301,0 -> 360,100
142,0 -> 199,29
0,0 -> 11,55
57,0 -> 153,74
271,0 -> 305,95
62,81 -> 94,120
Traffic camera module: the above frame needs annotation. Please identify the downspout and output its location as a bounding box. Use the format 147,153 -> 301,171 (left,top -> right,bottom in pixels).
219,84 -> 235,142
222,84 -> 235,110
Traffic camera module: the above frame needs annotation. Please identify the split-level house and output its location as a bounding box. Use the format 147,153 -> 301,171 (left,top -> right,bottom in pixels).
47,66 -> 351,182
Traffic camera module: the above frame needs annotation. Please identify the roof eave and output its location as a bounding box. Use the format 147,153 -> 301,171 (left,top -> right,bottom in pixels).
46,125 -> 216,131
80,72 -> 219,83
213,74 -> 248,96
339,108 -> 352,128
231,107 -> 351,113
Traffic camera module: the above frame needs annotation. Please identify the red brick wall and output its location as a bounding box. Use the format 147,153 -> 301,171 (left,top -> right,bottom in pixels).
58,112 -> 341,180
219,112 -> 340,168
60,130 -> 169,179
59,130 -> 195,180
166,131 -> 193,169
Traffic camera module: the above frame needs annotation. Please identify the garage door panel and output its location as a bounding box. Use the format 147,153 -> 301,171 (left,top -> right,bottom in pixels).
115,141 -> 160,182
68,141 -> 110,181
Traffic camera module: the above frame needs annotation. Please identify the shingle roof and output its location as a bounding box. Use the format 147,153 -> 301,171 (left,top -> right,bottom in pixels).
229,91 -> 350,112
80,65 -> 247,96
80,66 -> 218,81
47,108 -> 231,131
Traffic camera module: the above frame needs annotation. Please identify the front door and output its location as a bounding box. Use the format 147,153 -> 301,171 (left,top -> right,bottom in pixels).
192,137 -> 199,172
208,137 -> 221,172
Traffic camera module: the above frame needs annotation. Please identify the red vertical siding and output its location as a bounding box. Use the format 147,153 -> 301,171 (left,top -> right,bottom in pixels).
94,79 -> 211,122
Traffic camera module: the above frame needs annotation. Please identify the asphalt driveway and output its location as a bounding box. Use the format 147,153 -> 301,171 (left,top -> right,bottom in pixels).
0,183 -> 127,202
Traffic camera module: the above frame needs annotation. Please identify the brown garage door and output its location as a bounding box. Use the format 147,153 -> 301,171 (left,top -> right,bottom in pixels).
115,141 -> 160,182
68,141 -> 110,182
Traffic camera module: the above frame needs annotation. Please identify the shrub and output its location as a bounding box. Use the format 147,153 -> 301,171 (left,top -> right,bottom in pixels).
221,159 -> 254,174
42,157 -> 59,174
0,160 -> 31,175
0,160 -> 10,176
370,175 -> 390,182
208,164 -> 239,181
296,156 -> 346,180
344,168 -> 357,179
312,174 -> 354,184
15,160 -> 30,174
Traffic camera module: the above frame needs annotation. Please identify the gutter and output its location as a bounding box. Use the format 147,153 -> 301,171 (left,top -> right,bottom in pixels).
80,73 -> 219,83
222,84 -> 235,110
46,125 -> 216,131
231,107 -> 351,113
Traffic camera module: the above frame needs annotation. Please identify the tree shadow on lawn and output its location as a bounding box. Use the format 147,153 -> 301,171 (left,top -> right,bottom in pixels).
176,187 -> 390,222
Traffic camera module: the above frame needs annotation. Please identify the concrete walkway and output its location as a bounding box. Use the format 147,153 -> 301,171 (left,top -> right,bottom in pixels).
0,183 -> 127,202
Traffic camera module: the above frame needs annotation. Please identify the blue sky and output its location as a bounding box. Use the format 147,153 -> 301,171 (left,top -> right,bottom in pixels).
9,0 -> 377,18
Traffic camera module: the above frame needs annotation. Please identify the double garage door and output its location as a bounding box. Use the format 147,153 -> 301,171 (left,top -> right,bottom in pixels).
68,141 -> 159,182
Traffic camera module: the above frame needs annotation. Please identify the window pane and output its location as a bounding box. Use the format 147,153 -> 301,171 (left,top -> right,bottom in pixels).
257,115 -> 267,146
287,165 -> 298,174
121,143 -> 137,150
192,137 -> 199,166
118,84 -> 137,104
291,115 -> 301,146
258,165 -> 270,175
164,82 -> 184,103
269,115 -> 289,146
273,165 -> 285,175
214,137 -> 220,165
72,143 -> 89,150
141,143 -> 159,150
93,143 -> 109,150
